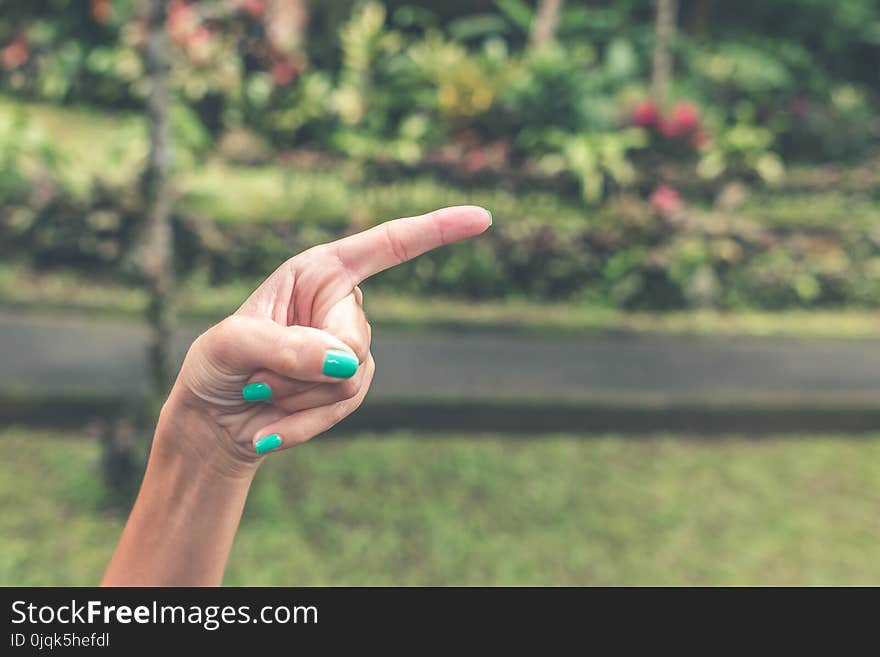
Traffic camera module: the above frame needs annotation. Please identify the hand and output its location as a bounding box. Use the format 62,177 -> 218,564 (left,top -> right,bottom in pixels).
161,205 -> 492,476
106,205 -> 490,585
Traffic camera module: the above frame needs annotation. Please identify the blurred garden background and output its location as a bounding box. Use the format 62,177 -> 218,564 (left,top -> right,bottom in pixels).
1,0 -> 880,585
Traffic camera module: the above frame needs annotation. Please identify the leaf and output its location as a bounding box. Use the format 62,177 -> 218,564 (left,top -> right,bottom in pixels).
494,0 -> 534,33
604,38 -> 638,78
448,14 -> 511,41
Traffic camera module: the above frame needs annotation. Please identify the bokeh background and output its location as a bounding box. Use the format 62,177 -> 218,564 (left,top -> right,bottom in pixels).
1,0 -> 879,585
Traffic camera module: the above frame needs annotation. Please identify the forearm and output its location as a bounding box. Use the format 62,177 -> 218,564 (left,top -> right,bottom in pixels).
102,399 -> 256,586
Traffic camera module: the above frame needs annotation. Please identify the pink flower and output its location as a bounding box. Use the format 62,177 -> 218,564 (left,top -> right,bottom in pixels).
167,1 -> 199,46
631,100 -> 659,128
463,148 -> 489,173
657,100 -> 702,139
271,58 -> 296,86
2,38 -> 28,70
657,116 -> 678,138
650,185 -> 683,216
187,25 -> 212,62
670,101 -> 700,134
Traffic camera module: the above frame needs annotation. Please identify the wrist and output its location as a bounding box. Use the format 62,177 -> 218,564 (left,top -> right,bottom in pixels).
104,392 -> 256,586
153,388 -> 261,483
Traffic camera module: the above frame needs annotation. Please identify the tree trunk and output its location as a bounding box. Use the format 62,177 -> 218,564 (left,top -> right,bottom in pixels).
530,0 -> 565,49
651,0 -> 678,105
142,0 -> 176,394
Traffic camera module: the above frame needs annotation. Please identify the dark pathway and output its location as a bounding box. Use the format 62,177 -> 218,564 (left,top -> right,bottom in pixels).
3,311 -> 880,406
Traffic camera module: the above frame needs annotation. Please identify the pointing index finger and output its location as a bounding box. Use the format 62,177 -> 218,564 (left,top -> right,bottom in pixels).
332,205 -> 492,283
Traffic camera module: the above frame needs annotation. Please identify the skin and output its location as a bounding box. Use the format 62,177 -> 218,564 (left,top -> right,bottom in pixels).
102,205 -> 491,586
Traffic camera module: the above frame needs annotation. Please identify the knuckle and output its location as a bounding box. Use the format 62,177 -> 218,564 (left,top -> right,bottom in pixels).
298,244 -> 329,268
348,389 -> 368,415
330,401 -> 350,425
208,315 -> 247,356
383,223 -> 409,264
351,337 -> 371,362
337,377 -> 361,400
276,339 -> 301,375
335,330 -> 370,362
220,314 -> 250,337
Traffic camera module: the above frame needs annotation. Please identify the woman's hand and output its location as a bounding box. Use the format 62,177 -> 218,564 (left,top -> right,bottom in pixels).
104,205 -> 490,585
161,205 -> 492,476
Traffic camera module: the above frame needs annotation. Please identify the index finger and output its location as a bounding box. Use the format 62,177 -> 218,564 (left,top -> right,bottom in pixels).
331,205 -> 492,283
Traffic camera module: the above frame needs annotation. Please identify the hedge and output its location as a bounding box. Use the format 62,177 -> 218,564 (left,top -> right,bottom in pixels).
2,179 -> 879,312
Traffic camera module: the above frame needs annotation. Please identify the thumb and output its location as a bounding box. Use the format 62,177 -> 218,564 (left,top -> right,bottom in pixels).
197,315 -> 360,383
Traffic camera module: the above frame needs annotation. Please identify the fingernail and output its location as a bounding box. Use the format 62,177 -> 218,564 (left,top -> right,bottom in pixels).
487,210 -> 493,226
242,382 -> 272,401
255,433 -> 282,455
323,349 -> 359,379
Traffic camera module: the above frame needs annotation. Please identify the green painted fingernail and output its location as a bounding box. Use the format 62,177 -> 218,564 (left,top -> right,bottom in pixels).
255,433 -> 282,455
487,210 -> 493,225
323,349 -> 359,379
242,382 -> 272,401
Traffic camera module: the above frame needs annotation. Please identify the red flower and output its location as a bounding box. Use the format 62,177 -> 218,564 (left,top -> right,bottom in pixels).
631,100 -> 659,128
650,185 -> 683,216
657,116 -> 678,138
654,100 -> 704,139
2,38 -> 28,70
668,100 -> 701,136
464,148 -> 489,173
271,58 -> 296,86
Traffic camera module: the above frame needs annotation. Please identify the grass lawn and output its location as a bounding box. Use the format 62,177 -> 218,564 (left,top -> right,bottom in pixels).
2,428 -> 879,585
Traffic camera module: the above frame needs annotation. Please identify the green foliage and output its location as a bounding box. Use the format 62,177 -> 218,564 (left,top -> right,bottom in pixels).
692,42 -> 794,100
3,0 -> 877,171
698,114 -> 785,185
2,3 -> 880,314
256,71 -> 335,142
493,0 -> 534,34
0,107 -> 60,199
334,1 -> 401,127
494,44 -> 604,137
3,2 -> 878,141
9,165 -> 880,312
537,128 -> 647,203
5,94 -> 880,313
